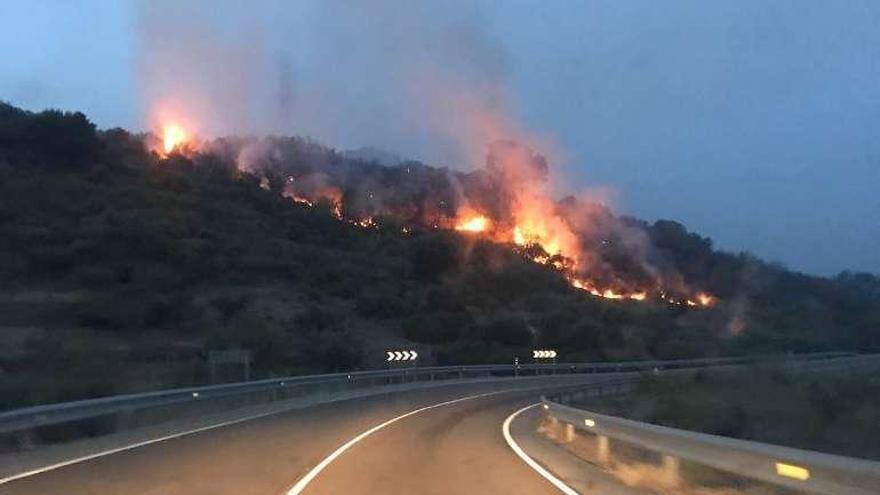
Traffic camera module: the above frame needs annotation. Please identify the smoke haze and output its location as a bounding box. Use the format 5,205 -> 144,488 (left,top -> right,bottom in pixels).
136,0 -> 550,171
4,0 -> 878,275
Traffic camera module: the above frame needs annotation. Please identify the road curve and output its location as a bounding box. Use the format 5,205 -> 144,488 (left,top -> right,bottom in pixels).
0,376 -> 603,495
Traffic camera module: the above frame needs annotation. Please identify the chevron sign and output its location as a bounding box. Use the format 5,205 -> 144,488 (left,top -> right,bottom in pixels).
386,350 -> 419,361
532,349 -> 557,359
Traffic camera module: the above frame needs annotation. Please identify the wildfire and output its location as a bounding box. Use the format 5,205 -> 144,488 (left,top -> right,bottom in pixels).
630,292 -> 648,301
283,178 -> 343,219
661,291 -> 715,307
569,276 -> 647,301
513,226 -> 527,246
221,139 -> 719,309
511,217 -> 577,258
162,123 -> 188,154
272,178 -> 716,307
455,215 -> 491,233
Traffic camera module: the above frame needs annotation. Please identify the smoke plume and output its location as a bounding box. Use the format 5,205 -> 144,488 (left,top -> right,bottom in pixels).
136,0 -> 549,168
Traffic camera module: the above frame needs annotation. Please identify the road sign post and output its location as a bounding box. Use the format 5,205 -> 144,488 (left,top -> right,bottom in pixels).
385,349 -> 419,380
208,349 -> 253,384
532,349 -> 558,360
533,350 -> 558,373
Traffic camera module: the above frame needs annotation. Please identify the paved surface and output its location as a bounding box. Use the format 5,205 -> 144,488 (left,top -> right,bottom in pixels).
511,406 -> 652,495
0,376 -> 608,495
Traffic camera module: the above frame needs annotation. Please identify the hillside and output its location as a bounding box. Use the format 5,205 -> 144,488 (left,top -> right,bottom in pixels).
1,102 -> 879,409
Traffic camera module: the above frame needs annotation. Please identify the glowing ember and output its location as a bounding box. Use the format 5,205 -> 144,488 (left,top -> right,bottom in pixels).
573,281 -> 644,301
455,216 -> 490,233
290,195 -> 313,206
697,292 -> 715,306
162,124 -> 187,154
282,180 -> 343,219
353,217 -> 376,228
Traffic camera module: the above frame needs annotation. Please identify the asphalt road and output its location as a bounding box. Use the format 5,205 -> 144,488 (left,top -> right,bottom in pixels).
0,377 -> 599,495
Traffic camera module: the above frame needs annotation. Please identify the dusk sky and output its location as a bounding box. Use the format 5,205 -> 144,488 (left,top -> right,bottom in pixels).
1,0 -> 877,275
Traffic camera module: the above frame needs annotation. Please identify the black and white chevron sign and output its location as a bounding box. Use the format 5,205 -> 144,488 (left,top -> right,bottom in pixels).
532,349 -> 558,359
386,350 -> 419,361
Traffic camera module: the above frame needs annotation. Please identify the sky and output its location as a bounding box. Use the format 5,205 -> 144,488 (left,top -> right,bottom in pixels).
1,0 -> 877,276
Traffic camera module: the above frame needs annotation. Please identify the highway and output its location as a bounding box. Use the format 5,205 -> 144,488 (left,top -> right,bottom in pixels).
0,377 -> 595,495
6,354 -> 873,495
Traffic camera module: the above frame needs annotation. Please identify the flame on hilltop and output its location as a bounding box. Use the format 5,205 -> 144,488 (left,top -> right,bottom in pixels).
444,141 -> 718,307
510,201 -> 580,259
163,124 -> 188,154
147,104 -> 197,157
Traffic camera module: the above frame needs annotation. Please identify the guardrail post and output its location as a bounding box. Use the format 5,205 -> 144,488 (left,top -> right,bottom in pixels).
661,454 -> 681,487
563,423 -> 575,443
597,434 -> 610,465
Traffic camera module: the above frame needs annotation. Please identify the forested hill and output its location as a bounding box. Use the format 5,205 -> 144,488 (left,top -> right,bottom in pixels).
1,102 -> 878,408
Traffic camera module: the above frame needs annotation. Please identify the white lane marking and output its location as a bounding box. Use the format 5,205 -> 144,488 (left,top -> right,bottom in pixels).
286,390 -> 510,495
503,403 -> 580,495
1,381 -> 582,487
0,406 -> 291,485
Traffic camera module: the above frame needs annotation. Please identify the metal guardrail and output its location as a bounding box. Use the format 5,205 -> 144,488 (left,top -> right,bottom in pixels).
541,355 -> 880,495
0,352 -> 851,437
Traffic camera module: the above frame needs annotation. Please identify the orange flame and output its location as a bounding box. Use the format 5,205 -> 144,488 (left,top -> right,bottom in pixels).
697,292 -> 715,306
353,217 -> 376,228
455,215 -> 491,233
569,276 -> 648,301
162,123 -> 187,154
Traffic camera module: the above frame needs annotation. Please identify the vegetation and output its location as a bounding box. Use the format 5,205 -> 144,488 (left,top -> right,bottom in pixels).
1,101 -> 878,408
587,367 -> 880,460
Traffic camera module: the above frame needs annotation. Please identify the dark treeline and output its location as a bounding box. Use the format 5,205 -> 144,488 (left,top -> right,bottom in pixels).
1,102 -> 878,408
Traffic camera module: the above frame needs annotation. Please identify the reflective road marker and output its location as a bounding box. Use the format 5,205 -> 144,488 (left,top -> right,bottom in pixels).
502,403 -> 580,495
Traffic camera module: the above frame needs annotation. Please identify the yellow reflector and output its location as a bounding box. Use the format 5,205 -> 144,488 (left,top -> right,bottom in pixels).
584,419 -> 596,427
775,462 -> 810,481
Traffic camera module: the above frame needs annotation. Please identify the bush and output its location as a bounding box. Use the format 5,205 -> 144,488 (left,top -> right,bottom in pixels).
473,316 -> 534,346
403,311 -> 469,344
410,233 -> 462,281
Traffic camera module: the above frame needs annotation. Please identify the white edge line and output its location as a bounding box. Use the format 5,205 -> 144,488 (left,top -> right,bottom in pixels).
2,382 -> 576,488
503,403 -> 580,495
285,389 -> 509,495
1,383 -> 521,485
